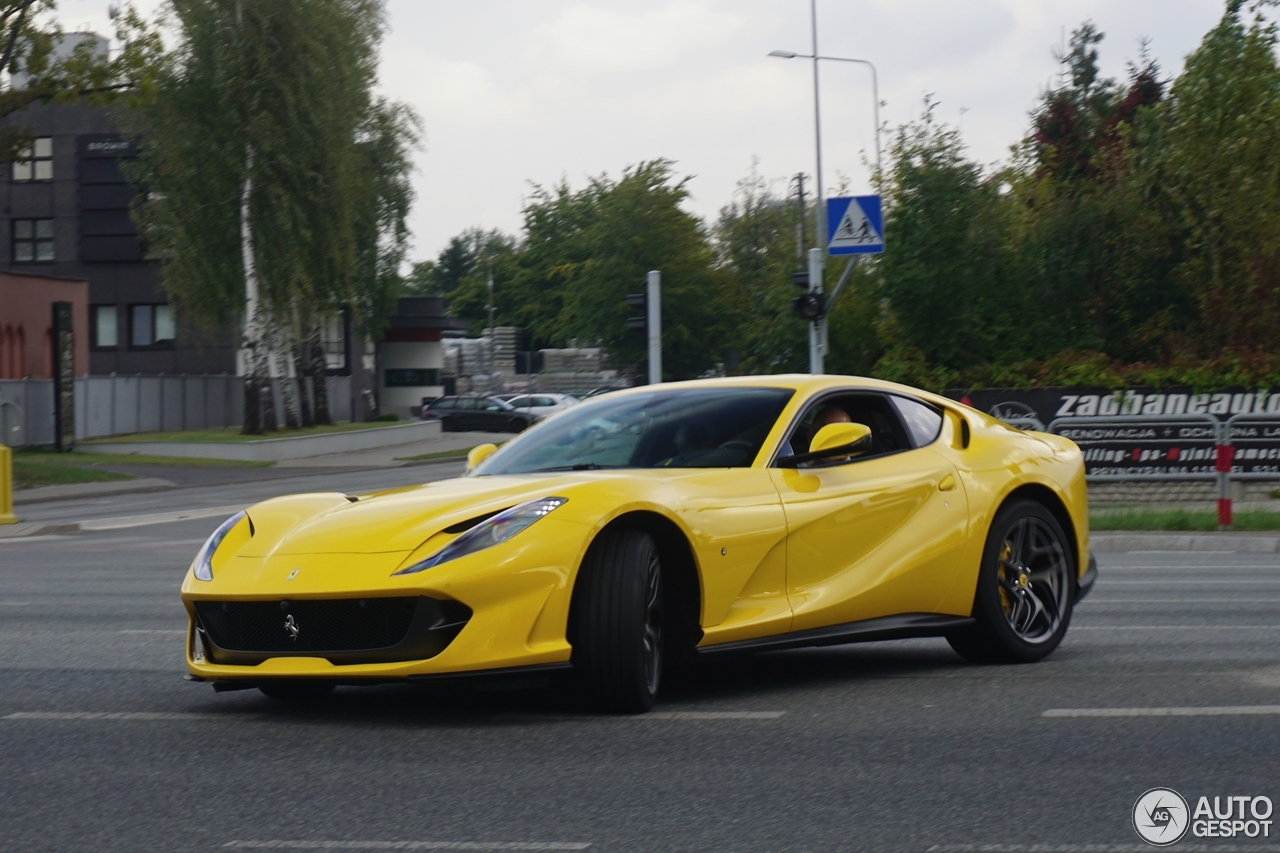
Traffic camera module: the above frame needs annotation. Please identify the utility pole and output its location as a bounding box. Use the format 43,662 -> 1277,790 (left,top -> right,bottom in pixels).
646,270 -> 662,385
808,0 -> 826,375
794,172 -> 808,260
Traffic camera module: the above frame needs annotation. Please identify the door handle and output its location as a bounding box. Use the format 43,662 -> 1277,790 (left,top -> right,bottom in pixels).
938,474 -> 956,491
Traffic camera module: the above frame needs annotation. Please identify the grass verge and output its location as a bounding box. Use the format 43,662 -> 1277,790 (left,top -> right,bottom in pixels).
396,441 -> 505,463
1091,507 -> 1280,531
81,421 -> 413,444
13,459 -> 134,490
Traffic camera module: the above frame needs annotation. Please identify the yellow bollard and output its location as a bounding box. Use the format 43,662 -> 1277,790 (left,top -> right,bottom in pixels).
0,445 -> 17,524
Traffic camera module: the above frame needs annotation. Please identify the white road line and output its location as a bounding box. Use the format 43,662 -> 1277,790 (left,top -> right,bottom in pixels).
1073,625 -> 1280,630
119,629 -> 186,634
0,602 -> 31,606
645,711 -> 785,720
926,840 -> 1280,845
0,535 -> 69,544
79,504 -> 245,532
223,843 -> 591,851
1044,705 -> 1280,717
1102,579 -> 1280,584
3,711 -> 222,721
1087,598 -> 1280,603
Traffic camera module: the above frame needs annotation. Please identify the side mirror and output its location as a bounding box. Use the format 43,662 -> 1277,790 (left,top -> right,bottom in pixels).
465,443 -> 498,473
777,422 -> 872,468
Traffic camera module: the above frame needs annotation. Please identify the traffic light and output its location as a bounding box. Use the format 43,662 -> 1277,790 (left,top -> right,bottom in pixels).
625,292 -> 647,332
792,292 -> 826,321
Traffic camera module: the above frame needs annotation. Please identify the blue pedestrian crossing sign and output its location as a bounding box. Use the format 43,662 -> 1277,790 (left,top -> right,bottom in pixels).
826,195 -> 884,255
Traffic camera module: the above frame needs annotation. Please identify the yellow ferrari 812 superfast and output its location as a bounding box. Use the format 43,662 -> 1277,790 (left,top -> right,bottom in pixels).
182,375 -> 1096,712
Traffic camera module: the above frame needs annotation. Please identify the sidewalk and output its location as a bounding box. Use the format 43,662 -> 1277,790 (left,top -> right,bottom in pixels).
273,430 -> 510,468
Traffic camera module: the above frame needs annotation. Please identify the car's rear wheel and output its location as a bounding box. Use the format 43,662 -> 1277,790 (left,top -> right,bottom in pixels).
258,681 -> 335,702
511,418 -> 528,432
440,416 -> 457,432
947,500 -> 1074,664
569,528 -> 664,713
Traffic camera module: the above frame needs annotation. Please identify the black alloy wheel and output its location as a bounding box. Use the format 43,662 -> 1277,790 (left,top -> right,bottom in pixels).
569,528 -> 665,713
947,499 -> 1074,664
511,418 -> 528,432
440,416 -> 457,432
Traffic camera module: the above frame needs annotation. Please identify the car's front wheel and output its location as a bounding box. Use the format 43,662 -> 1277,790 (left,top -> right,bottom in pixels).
947,500 -> 1074,664
569,528 -> 664,713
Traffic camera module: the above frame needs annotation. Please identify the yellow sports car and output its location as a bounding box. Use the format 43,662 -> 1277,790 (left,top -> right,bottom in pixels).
182,375 -> 1096,712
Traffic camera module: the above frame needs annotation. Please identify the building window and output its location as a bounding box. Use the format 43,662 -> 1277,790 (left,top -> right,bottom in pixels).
12,137 -> 53,182
12,218 -> 54,262
130,304 -> 175,348
92,305 -> 119,349
384,368 -> 440,387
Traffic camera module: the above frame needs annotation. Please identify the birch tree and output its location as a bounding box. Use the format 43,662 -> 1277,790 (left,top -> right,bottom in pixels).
126,0 -> 398,433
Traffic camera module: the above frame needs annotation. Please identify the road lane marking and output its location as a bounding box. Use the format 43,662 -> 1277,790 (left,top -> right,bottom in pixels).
646,711 -> 785,720
1044,705 -> 1280,717
1087,598 -> 1280,602
926,840 -> 1280,845
0,602 -> 31,606
223,843 -> 592,850
79,504 -> 246,532
119,629 -> 186,634
1073,625 -> 1280,629
1102,579 -> 1280,584
3,706 -> 230,712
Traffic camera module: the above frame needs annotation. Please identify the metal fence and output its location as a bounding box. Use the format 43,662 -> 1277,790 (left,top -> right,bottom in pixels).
1048,411 -> 1280,528
0,374 -> 353,447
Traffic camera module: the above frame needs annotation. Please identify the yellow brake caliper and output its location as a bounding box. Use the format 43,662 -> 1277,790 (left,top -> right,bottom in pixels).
998,540 -> 1012,615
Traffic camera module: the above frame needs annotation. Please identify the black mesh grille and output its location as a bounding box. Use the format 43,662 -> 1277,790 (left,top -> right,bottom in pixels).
196,597 -> 419,654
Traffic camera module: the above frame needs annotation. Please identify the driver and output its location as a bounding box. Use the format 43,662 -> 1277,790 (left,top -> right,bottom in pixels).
786,404 -> 852,456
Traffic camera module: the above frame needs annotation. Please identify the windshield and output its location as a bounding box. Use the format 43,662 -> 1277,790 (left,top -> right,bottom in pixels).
471,386 -> 795,475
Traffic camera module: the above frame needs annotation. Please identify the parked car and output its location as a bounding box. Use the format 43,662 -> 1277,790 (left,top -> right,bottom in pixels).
582,386 -> 628,399
504,393 -> 578,420
421,395 -> 532,432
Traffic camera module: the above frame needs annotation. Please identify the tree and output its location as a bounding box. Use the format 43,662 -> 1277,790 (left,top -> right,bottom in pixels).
1159,0 -> 1280,354
127,0 -> 412,432
0,2 -> 159,161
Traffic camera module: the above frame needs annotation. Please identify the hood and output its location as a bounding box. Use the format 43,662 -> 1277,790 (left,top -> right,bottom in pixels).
239,473 -> 598,557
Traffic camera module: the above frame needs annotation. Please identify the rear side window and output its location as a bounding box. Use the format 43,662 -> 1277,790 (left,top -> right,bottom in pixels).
891,395 -> 944,447
455,398 -> 477,410
432,398 -> 455,410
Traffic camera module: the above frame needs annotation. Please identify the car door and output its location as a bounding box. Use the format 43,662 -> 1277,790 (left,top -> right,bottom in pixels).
769,390 -> 969,632
453,396 -> 477,429
475,397 -> 507,429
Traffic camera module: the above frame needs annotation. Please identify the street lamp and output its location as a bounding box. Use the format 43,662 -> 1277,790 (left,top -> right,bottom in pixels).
770,4 -> 881,374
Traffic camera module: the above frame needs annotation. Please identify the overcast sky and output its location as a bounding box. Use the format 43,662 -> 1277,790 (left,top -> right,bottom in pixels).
60,0 -> 1229,265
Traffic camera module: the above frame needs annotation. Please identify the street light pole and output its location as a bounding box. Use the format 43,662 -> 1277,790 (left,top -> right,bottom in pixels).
770,28 -> 881,375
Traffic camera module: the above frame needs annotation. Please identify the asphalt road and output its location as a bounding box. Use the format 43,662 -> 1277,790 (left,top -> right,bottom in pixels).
1,468 -> 1278,852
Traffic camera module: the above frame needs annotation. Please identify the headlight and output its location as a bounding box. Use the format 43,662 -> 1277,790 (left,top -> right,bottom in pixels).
393,497 -> 567,576
190,511 -> 247,581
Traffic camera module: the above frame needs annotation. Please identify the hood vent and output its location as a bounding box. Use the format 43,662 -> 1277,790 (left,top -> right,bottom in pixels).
442,507 -> 511,534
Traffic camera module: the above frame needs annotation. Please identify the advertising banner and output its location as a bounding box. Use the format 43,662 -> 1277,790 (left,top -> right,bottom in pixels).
949,387 -> 1280,478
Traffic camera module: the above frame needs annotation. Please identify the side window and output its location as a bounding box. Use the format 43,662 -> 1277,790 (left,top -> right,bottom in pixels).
507,396 -> 530,408
455,398 -> 477,411
779,392 -> 913,466
433,398 -> 455,411
479,399 -> 501,411
534,396 -> 556,407
890,395 -> 944,448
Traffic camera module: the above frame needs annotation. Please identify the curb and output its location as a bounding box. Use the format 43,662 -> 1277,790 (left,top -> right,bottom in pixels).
1091,531 -> 1280,553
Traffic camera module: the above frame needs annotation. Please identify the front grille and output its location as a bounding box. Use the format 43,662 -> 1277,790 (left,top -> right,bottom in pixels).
193,596 -> 471,666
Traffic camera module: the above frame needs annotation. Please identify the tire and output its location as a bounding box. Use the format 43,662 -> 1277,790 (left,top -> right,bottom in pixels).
947,499 -> 1074,664
440,416 -> 457,432
569,528 -> 664,713
258,681 -> 335,702
511,418 -> 528,432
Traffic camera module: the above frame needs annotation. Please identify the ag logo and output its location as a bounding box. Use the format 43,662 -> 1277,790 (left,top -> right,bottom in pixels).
1134,787 -> 1190,846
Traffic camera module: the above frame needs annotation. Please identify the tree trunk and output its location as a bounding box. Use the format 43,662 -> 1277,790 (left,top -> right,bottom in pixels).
294,337 -> 315,428
309,325 -> 332,425
275,337 -> 301,430
239,154 -> 274,434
